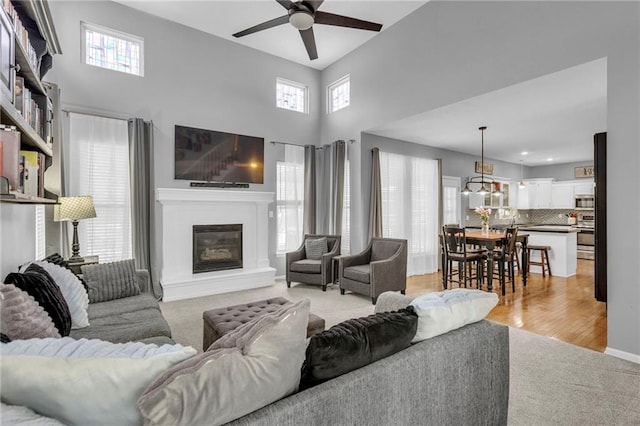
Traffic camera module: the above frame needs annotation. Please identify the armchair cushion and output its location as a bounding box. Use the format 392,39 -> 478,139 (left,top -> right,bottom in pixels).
305,237 -> 328,260
343,264 -> 371,283
290,259 -> 322,274
371,240 -> 403,262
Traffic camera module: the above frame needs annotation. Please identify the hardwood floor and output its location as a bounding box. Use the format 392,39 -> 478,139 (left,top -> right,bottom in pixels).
406,259 -> 607,352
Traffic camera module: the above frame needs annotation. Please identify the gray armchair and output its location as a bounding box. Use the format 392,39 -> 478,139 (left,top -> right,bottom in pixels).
286,234 -> 341,291
339,238 -> 408,304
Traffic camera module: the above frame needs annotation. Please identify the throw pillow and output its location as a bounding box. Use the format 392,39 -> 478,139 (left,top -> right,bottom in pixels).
300,306 -> 418,390
43,252 -> 88,289
0,403 -> 65,426
4,265 -> 72,336
0,333 -> 10,343
29,261 -> 89,329
409,288 -> 499,342
0,338 -> 197,426
137,299 -> 311,426
81,259 -> 141,303
305,237 -> 328,260
0,284 -> 61,340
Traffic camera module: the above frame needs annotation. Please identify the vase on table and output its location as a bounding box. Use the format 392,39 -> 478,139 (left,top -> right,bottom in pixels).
481,221 -> 490,235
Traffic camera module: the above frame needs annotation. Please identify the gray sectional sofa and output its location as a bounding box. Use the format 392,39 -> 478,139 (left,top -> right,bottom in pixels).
230,319 -> 509,425
69,269 -> 174,345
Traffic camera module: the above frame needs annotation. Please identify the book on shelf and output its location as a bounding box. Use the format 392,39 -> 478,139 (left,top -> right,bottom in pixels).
19,149 -> 39,197
14,76 -> 24,113
0,126 -> 21,192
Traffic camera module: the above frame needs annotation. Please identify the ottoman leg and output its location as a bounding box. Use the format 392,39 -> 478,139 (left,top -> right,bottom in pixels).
340,289 -> 345,295
286,281 -> 291,288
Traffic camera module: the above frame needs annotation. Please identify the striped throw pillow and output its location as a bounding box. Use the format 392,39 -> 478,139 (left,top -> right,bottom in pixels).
305,237 -> 328,260
81,259 -> 141,303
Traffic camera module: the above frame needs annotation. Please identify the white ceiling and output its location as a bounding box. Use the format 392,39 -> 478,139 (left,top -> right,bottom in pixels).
368,59 -> 607,166
114,0 -> 428,70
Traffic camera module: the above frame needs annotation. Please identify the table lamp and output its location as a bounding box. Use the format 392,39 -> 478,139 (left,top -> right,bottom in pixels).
54,196 -> 97,262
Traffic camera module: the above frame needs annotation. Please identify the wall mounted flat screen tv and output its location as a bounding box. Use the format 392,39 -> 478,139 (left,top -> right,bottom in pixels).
175,125 -> 264,184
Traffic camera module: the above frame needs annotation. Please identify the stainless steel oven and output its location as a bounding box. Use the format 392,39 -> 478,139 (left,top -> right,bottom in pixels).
577,228 -> 595,260
575,194 -> 595,210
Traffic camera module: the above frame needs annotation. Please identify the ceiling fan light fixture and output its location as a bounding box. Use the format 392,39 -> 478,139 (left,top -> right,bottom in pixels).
289,10 -> 314,30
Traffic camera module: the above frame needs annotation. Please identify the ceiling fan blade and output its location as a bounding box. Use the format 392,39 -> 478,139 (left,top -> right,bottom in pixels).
276,0 -> 295,10
233,15 -> 290,38
302,0 -> 325,13
314,11 -> 383,32
299,28 -> 318,60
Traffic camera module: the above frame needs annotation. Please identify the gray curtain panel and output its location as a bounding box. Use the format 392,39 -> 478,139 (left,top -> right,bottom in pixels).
369,147 -> 383,239
315,141 -> 346,235
127,118 -> 161,300
303,144 -> 317,234
329,140 -> 346,234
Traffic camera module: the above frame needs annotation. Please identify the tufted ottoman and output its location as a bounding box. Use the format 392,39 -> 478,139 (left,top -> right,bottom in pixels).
202,297 -> 325,351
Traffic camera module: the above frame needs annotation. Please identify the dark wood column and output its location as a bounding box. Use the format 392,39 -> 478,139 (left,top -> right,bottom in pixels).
594,132 -> 607,303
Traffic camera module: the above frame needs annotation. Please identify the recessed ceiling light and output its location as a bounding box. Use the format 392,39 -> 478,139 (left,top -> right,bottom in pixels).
521,151 -> 528,155
546,158 -> 553,162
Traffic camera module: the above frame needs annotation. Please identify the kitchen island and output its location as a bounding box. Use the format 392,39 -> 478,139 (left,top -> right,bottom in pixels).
517,225 -> 579,277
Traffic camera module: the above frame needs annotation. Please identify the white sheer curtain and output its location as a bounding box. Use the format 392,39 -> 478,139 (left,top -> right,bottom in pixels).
276,144 -> 305,253
380,151 -> 439,275
67,113 -> 132,263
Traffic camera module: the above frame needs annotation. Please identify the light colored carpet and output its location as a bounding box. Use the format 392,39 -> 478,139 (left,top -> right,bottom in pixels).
159,280 -> 640,425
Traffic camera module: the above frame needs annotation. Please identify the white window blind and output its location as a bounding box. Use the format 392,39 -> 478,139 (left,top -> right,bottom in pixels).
34,205 -> 45,260
380,151 -> 439,275
276,144 -> 305,253
68,113 -> 131,263
341,158 -> 351,254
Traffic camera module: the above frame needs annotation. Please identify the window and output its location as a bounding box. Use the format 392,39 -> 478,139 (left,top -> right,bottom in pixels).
380,152 -> 439,276
442,176 -> 461,225
276,78 -> 308,113
328,74 -> 350,113
68,113 -> 132,263
276,144 -> 305,253
81,22 -> 144,76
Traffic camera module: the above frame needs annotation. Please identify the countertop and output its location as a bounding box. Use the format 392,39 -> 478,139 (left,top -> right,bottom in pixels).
516,225 -> 579,233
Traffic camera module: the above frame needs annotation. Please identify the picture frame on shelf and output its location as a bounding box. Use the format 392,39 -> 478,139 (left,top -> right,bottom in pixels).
475,161 -> 494,175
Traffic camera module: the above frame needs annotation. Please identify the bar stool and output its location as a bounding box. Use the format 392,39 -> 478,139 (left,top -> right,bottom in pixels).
527,245 -> 552,277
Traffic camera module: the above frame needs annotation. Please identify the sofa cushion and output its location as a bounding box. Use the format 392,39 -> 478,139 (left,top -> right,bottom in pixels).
290,258 -> 322,273
409,288 -> 499,342
87,293 -> 161,320
343,264 -> 371,283
69,307 -> 172,343
137,299 -> 310,426
305,237 -> 328,260
300,306 -> 418,390
0,283 -> 60,340
29,260 -> 89,329
5,265 -> 72,336
81,259 -> 141,303
0,338 -> 196,426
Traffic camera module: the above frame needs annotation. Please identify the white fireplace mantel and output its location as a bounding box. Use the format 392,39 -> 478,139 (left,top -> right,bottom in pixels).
156,188 -> 275,302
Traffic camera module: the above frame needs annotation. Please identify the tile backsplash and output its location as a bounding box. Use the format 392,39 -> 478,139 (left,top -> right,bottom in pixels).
465,208 -> 577,227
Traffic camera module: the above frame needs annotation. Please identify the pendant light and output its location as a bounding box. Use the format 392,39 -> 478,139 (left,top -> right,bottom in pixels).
519,160 -> 526,188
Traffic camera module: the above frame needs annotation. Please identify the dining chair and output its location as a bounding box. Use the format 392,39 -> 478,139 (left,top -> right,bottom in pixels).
490,227 -> 519,295
441,226 -> 485,289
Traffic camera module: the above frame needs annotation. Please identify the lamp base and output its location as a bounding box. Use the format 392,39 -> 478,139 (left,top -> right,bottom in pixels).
67,255 -> 85,264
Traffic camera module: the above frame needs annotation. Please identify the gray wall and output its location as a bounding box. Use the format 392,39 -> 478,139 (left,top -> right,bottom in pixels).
529,161 -> 594,181
45,0 -> 321,278
320,2 -> 640,358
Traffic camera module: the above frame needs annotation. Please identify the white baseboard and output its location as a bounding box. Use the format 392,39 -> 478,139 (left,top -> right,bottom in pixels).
604,347 -> 640,364
274,274 -> 285,281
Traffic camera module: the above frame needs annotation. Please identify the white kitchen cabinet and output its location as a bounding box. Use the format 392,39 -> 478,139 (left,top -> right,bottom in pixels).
516,184 -> 530,209
574,181 -> 595,195
551,182 -> 575,209
520,179 -> 553,209
466,181 -> 511,209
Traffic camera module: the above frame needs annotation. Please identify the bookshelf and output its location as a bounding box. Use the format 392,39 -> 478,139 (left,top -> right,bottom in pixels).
0,0 -> 60,204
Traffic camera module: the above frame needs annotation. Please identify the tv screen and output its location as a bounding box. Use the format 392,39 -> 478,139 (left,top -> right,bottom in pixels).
175,125 -> 264,184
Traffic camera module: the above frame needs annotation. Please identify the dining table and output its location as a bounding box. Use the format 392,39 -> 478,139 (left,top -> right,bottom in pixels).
442,230 -> 530,292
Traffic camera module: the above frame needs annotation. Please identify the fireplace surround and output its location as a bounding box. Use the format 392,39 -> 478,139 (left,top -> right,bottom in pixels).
157,188 -> 275,301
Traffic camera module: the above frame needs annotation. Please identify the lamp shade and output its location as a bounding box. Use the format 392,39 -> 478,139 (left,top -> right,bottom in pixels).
54,196 -> 97,222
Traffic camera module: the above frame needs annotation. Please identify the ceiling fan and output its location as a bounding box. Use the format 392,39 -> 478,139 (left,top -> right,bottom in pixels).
232,0 -> 383,60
